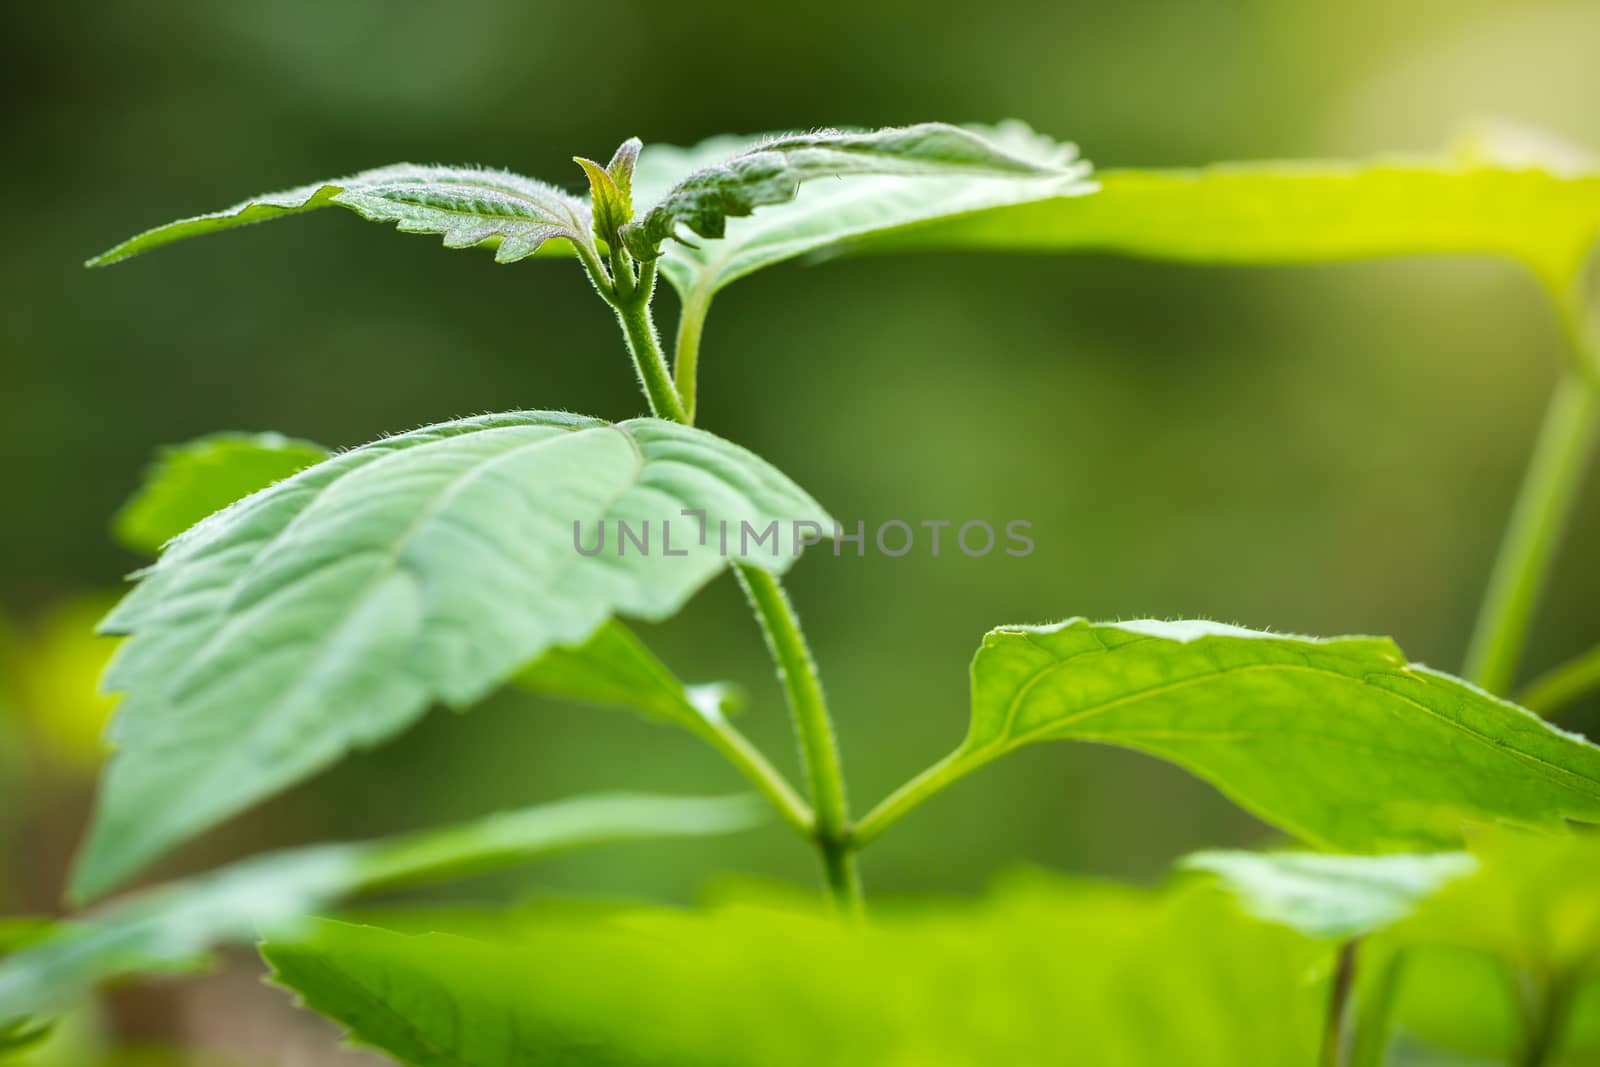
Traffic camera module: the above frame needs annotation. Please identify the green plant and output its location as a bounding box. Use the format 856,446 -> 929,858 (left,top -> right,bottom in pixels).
4,120 -> 1600,1065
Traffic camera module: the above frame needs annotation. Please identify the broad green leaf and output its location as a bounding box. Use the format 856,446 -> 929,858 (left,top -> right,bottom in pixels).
114,432 -> 328,555
898,619 -> 1600,853
514,619 -> 741,733
264,874 -> 1327,1067
634,121 -> 1092,300
870,157 -> 1600,309
86,165 -> 596,268
74,411 -> 829,901
1182,850 -> 1477,940
0,793 -> 754,1020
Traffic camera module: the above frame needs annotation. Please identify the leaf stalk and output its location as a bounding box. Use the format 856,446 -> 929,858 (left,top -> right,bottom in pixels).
1465,365 -> 1600,695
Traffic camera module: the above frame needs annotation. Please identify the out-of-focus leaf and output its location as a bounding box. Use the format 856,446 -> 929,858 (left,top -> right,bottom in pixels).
1182,850 -> 1477,940
74,411 -> 827,901
869,153 -> 1600,314
0,793 -> 755,1020
877,619 -> 1600,853
633,121 -> 1091,300
1376,830 -> 1600,1061
265,874 -> 1328,1067
114,433 -> 328,555
9,597 -> 119,772
514,619 -> 741,732
86,165 -> 596,268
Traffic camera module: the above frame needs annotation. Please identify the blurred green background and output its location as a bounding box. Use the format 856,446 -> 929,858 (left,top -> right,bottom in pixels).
4,0 -> 1600,1055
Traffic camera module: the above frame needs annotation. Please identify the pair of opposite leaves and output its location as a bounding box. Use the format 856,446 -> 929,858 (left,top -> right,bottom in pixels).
75,121 -> 1600,903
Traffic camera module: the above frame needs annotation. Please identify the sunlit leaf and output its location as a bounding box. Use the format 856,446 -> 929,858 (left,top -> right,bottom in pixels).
264,874 -> 1328,1067
86,165 -> 596,268
1182,850 -> 1477,940
0,793 -> 755,1020
74,412 -> 829,901
884,619 -> 1600,853
114,433 -> 328,555
869,155 -> 1600,310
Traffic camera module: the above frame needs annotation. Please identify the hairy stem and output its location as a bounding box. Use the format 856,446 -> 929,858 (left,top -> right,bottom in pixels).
1465,368 -> 1600,694
605,258 -> 689,424
737,565 -> 862,915
673,283 -> 714,424
589,250 -> 856,910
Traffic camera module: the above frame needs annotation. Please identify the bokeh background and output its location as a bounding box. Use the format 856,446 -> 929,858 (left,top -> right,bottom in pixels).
4,0 -> 1600,1059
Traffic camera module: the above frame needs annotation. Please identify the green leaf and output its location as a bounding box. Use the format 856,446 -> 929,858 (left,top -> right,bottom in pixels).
86,164 -> 597,268
631,121 -> 1092,293
264,874 -> 1328,1067
514,619 -> 741,733
871,619 -> 1600,853
1182,850 -> 1477,940
0,793 -> 755,1020
1519,643 -> 1600,719
870,155 -> 1600,306
74,411 -> 829,901
114,432 -> 329,555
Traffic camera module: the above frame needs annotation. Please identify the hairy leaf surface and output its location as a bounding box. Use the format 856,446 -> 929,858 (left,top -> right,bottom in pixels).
87,165 -> 595,267
115,433 -> 329,555
622,122 -> 1083,263
0,793 -> 754,1020
75,412 -> 828,900
634,121 -> 1092,301
264,875 -> 1326,1067
935,619 -> 1600,851
1182,850 -> 1477,940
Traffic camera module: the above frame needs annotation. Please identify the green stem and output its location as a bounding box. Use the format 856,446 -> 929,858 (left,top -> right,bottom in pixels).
1348,948 -> 1407,1067
605,258 -> 689,424
736,565 -> 862,915
852,749 -> 971,850
1518,970 -> 1578,1067
585,246 -> 855,911
692,716 -> 814,839
673,283 -> 714,424
1518,643 -> 1600,718
1465,368 -> 1600,694
1320,940 -> 1360,1067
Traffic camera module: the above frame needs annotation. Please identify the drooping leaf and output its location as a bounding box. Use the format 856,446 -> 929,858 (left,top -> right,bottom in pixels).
1182,850 -> 1477,940
0,793 -> 755,1020
631,121 -> 1092,296
74,412 -> 829,901
86,164 -> 597,268
264,874 -> 1328,1067
890,619 -> 1600,853
114,432 -> 329,555
514,619 -> 741,733
869,156 -> 1600,312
